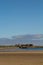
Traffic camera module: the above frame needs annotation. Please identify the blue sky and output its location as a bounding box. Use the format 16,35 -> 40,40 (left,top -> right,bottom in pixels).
0,0 -> 43,38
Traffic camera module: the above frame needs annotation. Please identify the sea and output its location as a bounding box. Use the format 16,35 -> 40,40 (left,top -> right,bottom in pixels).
0,48 -> 43,52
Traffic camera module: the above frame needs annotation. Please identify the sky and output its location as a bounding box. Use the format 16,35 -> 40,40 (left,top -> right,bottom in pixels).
0,0 -> 43,38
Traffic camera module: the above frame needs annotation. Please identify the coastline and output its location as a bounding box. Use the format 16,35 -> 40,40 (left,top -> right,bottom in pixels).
0,50 -> 43,54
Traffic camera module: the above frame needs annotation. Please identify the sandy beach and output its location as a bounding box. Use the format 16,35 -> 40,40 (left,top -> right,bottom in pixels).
0,51 -> 43,65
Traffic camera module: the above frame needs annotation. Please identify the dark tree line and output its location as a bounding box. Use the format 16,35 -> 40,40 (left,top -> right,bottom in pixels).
15,44 -> 33,48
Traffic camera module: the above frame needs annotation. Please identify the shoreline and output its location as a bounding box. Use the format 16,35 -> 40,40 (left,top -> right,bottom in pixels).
0,50 -> 43,54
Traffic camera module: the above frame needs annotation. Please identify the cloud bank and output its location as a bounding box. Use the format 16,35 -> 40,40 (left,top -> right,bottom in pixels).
0,34 -> 43,46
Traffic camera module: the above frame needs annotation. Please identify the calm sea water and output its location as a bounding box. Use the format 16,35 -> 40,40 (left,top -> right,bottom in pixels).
0,48 -> 43,52
21,48 -> 43,51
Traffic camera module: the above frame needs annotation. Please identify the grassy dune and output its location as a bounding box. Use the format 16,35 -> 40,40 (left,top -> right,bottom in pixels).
0,52 -> 43,65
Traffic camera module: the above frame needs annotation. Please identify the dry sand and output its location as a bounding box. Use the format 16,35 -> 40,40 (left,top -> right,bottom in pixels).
0,51 -> 43,65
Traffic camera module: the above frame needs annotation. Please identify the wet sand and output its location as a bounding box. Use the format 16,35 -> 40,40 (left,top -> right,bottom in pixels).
0,51 -> 43,65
